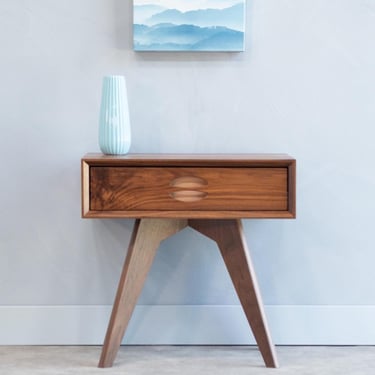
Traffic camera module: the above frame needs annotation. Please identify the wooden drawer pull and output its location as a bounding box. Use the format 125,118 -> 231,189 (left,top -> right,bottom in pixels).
170,176 -> 207,189
170,190 -> 207,203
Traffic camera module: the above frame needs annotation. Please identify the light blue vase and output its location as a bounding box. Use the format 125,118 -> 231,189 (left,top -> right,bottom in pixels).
99,75 -> 131,155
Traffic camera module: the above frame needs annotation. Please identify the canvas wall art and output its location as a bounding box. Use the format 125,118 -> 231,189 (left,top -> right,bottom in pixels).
133,0 -> 246,52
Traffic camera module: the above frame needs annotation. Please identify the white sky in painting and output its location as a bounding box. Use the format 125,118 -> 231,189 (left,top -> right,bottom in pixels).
134,0 -> 242,12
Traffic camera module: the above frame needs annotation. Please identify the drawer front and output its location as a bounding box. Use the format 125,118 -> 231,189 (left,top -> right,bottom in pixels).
90,167 -> 288,212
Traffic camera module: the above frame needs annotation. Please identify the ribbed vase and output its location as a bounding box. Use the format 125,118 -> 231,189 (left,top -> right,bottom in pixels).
99,75 -> 131,155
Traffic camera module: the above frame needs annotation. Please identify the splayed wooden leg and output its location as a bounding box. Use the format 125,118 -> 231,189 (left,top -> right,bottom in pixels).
189,219 -> 278,368
99,218 -> 188,368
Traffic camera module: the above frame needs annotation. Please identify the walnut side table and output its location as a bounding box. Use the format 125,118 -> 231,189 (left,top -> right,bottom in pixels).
81,153 -> 296,368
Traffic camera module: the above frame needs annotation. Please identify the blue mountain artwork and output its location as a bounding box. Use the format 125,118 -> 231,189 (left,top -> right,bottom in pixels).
147,4 -> 244,31
133,1 -> 245,52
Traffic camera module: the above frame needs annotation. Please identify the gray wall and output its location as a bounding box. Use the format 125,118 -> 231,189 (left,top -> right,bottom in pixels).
1,0 -> 375,344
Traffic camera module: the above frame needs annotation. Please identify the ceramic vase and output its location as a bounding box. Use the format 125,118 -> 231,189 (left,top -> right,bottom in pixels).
99,75 -> 131,155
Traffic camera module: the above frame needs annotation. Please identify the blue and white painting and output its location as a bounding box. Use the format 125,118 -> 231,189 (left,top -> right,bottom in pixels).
133,0 -> 246,51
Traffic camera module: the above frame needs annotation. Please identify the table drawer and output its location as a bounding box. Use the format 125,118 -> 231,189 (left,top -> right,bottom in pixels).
82,154 -> 296,218
89,167 -> 288,212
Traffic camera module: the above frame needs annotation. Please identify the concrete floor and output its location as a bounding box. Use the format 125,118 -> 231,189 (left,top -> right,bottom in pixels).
0,346 -> 374,375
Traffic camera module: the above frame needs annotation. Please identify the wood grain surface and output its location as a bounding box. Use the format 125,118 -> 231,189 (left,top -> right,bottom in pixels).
90,167 -> 288,212
82,154 -> 295,219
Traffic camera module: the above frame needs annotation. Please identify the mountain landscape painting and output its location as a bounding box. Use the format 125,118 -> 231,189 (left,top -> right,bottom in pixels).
133,0 -> 246,51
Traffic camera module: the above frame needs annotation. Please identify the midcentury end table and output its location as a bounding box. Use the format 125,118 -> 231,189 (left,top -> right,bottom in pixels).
81,153 -> 296,368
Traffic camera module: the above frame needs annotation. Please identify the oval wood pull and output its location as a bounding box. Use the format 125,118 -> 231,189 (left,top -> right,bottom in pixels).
170,190 -> 207,203
170,176 -> 207,189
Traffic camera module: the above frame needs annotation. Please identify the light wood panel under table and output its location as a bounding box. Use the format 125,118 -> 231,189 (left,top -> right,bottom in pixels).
81,154 -> 296,369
